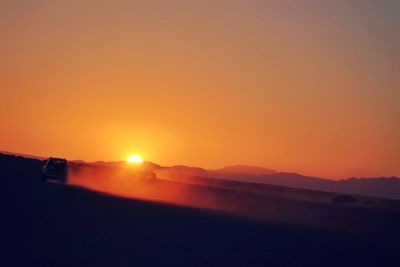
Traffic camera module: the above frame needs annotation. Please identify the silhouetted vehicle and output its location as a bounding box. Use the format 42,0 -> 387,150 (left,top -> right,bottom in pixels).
42,157 -> 68,183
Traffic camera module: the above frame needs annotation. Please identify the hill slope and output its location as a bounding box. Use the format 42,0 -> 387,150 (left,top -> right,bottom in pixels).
2,154 -> 400,266
158,165 -> 400,200
3,151 -> 399,200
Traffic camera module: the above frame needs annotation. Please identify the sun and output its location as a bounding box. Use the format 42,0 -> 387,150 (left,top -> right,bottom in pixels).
127,155 -> 144,164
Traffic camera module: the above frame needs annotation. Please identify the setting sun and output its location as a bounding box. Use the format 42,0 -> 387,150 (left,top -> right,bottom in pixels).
127,155 -> 144,164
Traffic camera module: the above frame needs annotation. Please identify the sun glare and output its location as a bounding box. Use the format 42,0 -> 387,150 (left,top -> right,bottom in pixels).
127,155 -> 144,164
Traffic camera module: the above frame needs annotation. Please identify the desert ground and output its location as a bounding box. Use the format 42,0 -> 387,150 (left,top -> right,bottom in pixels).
2,153 -> 400,266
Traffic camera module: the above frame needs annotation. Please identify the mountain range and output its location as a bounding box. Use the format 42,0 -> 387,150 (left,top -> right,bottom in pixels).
1,150 -> 399,200
156,165 -> 400,200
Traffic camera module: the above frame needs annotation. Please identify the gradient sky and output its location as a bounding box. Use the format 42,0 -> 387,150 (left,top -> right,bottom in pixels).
1,0 -> 399,179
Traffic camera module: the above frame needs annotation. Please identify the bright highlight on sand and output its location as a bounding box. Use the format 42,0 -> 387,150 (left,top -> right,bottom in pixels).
127,155 -> 144,164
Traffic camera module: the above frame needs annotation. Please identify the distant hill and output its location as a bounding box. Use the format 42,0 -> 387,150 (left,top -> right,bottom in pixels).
2,151 -> 399,200
215,164 -> 276,176
156,166 -> 400,200
216,172 -> 400,200
162,164 -> 275,180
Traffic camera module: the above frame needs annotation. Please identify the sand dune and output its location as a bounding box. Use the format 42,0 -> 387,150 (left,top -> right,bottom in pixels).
2,153 -> 400,266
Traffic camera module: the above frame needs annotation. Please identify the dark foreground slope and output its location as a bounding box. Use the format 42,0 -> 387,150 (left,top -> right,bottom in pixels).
1,154 -> 400,267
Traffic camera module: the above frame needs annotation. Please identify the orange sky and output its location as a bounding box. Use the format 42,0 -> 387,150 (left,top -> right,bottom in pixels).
1,1 -> 399,179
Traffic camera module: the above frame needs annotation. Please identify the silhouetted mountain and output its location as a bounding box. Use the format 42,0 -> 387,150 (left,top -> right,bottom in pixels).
161,164 -> 276,180
215,164 -> 276,176
167,165 -> 208,175
156,167 -> 400,200
51,161 -> 400,201
241,172 -> 336,190
336,177 -> 400,200
212,172 -> 400,200
2,151 -> 399,200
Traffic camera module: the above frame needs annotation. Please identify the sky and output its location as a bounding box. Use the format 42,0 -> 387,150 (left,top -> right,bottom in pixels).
0,0 -> 399,179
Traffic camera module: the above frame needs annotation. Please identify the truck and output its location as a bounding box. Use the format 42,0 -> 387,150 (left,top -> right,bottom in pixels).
42,157 -> 68,183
